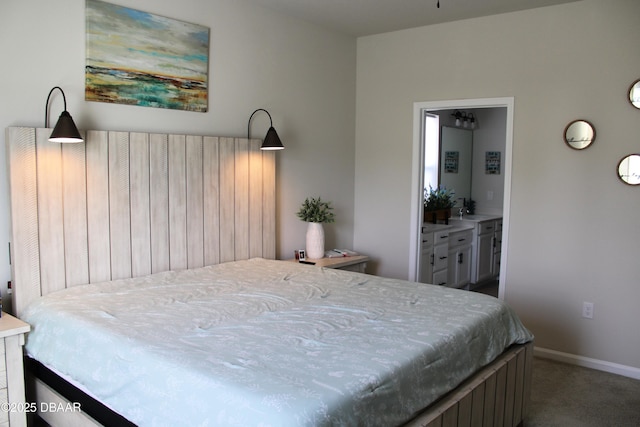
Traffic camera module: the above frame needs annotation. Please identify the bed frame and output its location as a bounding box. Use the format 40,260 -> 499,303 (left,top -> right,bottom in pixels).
6,126 -> 532,427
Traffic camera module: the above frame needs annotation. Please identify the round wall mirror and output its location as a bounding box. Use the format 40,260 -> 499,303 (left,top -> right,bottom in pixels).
629,79 -> 640,109
564,120 -> 595,150
617,154 -> 640,185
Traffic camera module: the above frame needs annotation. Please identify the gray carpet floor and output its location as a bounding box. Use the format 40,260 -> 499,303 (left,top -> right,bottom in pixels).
528,357 -> 640,426
470,284 -> 640,426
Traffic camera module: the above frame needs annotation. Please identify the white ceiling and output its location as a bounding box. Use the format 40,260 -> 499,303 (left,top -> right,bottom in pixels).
246,0 -> 580,37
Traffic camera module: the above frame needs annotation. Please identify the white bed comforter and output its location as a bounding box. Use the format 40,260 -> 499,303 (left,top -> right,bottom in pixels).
22,258 -> 533,426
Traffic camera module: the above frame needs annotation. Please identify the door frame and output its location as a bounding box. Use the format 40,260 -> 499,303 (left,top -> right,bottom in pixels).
409,97 -> 514,299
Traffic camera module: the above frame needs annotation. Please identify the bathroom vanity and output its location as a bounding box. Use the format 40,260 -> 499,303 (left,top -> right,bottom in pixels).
420,223 -> 474,288
450,215 -> 502,288
420,215 -> 502,289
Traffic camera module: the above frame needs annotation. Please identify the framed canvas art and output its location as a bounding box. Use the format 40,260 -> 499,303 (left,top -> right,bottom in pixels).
86,0 -> 210,112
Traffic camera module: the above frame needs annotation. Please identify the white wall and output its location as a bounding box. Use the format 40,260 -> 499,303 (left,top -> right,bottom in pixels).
355,0 -> 640,372
470,108 -> 506,216
0,0 -> 356,293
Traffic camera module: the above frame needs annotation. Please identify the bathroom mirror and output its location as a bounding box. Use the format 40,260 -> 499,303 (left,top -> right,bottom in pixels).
629,79 -> 640,109
617,154 -> 640,185
439,126 -> 472,208
564,120 -> 595,150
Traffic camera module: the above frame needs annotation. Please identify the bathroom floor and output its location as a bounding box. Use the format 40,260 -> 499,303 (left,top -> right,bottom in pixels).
471,280 -> 499,297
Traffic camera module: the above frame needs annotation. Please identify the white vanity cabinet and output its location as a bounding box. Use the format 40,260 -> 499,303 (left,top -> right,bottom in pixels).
419,226 -> 449,286
431,229 -> 450,286
492,220 -> 503,277
449,216 -> 503,287
419,231 -> 434,284
475,221 -> 495,284
471,218 -> 502,285
447,228 -> 473,288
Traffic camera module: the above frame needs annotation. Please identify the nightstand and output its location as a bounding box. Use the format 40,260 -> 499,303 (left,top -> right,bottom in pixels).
289,255 -> 369,273
0,313 -> 30,427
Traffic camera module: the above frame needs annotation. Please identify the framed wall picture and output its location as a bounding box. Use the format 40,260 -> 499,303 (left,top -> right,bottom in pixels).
485,151 -> 501,175
86,0 -> 210,112
444,151 -> 459,173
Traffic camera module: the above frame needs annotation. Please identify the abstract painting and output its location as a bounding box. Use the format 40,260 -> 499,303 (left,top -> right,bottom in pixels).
86,0 -> 209,112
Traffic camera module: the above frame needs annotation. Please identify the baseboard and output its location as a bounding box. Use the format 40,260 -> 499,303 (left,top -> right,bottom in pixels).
534,347 -> 640,380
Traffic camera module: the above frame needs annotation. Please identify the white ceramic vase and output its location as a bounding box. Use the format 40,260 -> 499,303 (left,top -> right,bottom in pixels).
306,222 -> 325,259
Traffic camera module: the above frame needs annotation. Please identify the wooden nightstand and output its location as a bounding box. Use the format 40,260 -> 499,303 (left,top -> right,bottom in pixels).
0,313 -> 30,427
289,255 -> 369,273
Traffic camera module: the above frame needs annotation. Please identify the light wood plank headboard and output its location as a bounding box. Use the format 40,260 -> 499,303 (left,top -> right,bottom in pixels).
6,127 -> 276,316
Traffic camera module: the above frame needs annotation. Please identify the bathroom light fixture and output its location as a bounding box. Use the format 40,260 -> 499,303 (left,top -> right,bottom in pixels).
451,110 -> 477,130
452,110 -> 463,127
247,108 -> 284,150
45,86 -> 83,143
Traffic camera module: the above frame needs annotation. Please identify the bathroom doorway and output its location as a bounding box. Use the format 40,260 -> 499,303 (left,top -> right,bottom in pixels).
409,98 -> 514,299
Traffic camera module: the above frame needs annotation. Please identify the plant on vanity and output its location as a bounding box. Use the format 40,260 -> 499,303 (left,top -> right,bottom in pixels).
424,185 -> 455,224
297,197 -> 335,259
424,185 -> 455,211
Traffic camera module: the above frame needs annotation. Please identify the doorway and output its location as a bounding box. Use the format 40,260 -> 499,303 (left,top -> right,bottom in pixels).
409,97 -> 514,299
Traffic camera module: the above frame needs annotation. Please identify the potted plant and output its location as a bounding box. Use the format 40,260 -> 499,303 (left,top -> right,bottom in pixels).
424,185 -> 455,224
296,197 -> 335,259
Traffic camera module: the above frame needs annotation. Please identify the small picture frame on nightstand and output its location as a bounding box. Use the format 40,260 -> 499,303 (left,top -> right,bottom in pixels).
298,249 -> 306,261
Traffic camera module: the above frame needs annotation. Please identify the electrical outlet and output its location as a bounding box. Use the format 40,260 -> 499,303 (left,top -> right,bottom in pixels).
487,190 -> 494,201
582,302 -> 594,319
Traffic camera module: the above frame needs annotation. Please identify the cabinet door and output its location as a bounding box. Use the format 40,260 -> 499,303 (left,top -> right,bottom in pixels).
476,232 -> 494,283
432,268 -> 448,286
447,245 -> 472,288
447,246 -> 458,287
494,229 -> 502,254
420,246 -> 434,284
458,245 -> 472,286
492,250 -> 501,277
433,244 -> 448,271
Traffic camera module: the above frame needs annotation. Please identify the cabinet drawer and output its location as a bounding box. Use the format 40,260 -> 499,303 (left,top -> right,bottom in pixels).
0,387 -> 7,425
478,220 -> 496,235
339,263 -> 366,273
449,230 -> 473,248
421,232 -> 433,247
433,230 -> 450,243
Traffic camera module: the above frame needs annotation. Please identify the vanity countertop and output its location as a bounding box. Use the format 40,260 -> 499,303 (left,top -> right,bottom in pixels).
422,222 -> 474,233
449,214 -> 502,223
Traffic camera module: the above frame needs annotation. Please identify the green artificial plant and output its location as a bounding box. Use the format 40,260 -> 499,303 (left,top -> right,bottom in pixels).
296,197 -> 335,223
423,185 -> 455,211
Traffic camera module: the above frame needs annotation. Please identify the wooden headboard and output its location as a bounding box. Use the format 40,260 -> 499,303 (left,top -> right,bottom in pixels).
6,127 -> 276,316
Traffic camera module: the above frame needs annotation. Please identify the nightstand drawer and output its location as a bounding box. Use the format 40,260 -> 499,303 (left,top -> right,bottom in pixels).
0,313 -> 30,427
0,388 -> 8,424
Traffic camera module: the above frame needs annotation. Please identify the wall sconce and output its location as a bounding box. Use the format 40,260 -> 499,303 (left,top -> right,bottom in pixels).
45,86 -> 83,143
451,110 -> 477,130
247,108 -> 284,150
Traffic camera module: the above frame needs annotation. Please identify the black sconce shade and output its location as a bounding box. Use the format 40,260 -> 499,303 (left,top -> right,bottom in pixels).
247,108 -> 284,150
45,86 -> 83,143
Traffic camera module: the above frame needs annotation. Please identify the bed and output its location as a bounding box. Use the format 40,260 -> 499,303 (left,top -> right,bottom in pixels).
6,126 -> 533,427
